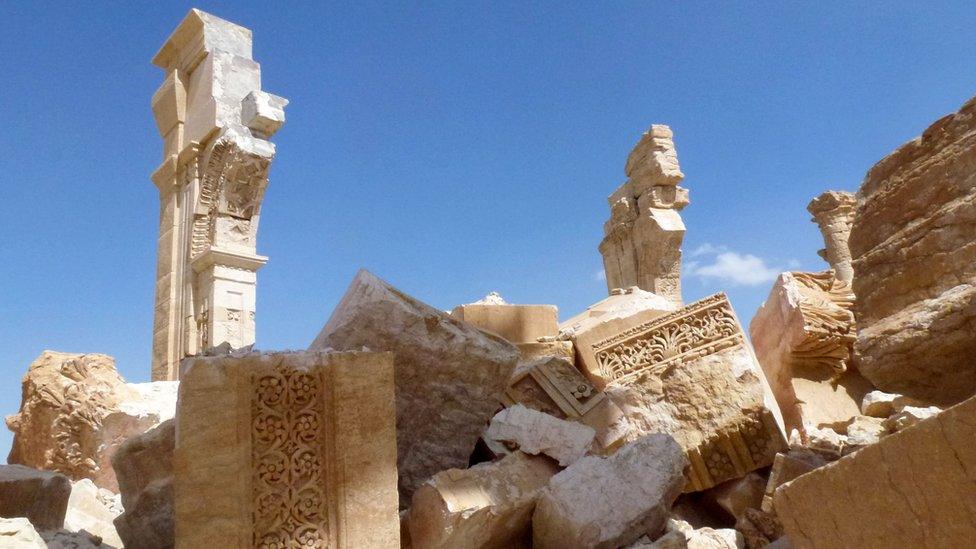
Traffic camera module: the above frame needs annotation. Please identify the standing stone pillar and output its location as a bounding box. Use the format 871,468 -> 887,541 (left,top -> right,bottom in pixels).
599,125 -> 688,306
807,191 -> 856,284
149,10 -> 287,380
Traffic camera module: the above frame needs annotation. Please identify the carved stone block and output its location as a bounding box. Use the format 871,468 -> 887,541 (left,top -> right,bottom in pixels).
174,351 -> 399,548
451,302 -> 558,344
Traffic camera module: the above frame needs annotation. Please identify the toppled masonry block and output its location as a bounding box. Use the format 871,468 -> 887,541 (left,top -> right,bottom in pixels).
532,434 -> 688,549
590,293 -> 787,491
5,351 -> 176,492
112,419 -> 174,549
486,404 -> 596,466
760,450 -> 826,513
808,191 -> 856,284
408,451 -> 559,549
750,271 -> 871,437
310,269 -> 518,504
600,125 -> 688,305
849,94 -> 976,404
64,479 -> 123,548
774,396 -> 976,548
452,296 -> 558,344
175,351 -> 400,548
0,465 -> 71,531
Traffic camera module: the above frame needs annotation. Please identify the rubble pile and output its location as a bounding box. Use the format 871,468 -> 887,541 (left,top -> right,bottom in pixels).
2,8 -> 975,549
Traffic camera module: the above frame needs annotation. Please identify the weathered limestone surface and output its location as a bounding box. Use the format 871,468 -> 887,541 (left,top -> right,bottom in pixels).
408,452 -> 559,549
774,396 -> 976,548
591,294 -> 787,491
882,405 -> 941,433
0,518 -> 46,548
859,389 -> 925,418
0,465 -> 71,532
5,351 -> 175,492
599,125 -> 688,305
734,508 -> 783,549
849,96 -> 976,403
760,450 -> 826,513
452,298 -> 558,344
807,191 -> 856,283
750,271 -> 871,436
64,479 -> 123,548
310,270 -> 518,503
532,434 -> 688,549
175,351 -> 399,548
486,405 -> 595,466
502,357 -> 626,454
516,341 -> 575,363
112,419 -> 174,549
149,9 -> 288,380
702,472 -> 765,521
630,519 -> 743,549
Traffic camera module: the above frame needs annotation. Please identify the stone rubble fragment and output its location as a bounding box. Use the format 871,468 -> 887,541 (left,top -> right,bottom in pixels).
5,351 -> 175,492
849,95 -> 976,403
40,528 -> 113,549
627,518 -> 744,548
532,434 -> 688,549
149,9 -> 288,380
407,451 -> 559,549
734,508 -> 784,549
175,351 -> 400,547
702,473 -> 766,521
843,415 -> 887,449
0,465 -> 71,532
111,419 -> 174,549
807,191 -> 857,284
881,405 -> 941,433
774,396 -> 976,548
599,125 -> 689,306
485,404 -> 596,466
63,479 -> 123,548
760,450 -> 826,513
0,518 -> 46,548
515,340 -> 575,363
310,269 -> 518,504
749,271 -> 871,438
859,389 -> 928,418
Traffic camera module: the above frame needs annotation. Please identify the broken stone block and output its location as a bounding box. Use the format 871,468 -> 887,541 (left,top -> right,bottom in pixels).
788,426 -> 846,460
859,390 -> 928,418
532,434 -> 688,549
734,508 -> 783,549
843,415 -> 887,449
749,271 -> 871,437
760,450 -> 826,513
774,396 -> 976,548
408,451 -> 559,549
5,351 -> 176,492
241,90 -> 288,138
0,465 -> 71,531
586,293 -> 787,491
175,351 -> 400,548
703,473 -> 766,521
627,518 -> 744,548
486,405 -> 595,466
111,419 -> 174,549
310,270 -> 518,503
451,295 -> 558,344
807,191 -> 856,284
882,405 -> 941,432
64,479 -> 123,548
516,340 -> 575,362
849,95 -> 976,404
0,518 -> 46,548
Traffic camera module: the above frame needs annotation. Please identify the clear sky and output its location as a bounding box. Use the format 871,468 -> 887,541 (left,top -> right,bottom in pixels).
3,2 -> 976,462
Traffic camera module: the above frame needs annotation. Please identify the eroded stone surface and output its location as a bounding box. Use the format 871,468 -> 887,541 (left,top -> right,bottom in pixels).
64,479 -> 122,548
774,396 -> 976,548
703,473 -> 766,521
175,351 -> 399,548
310,270 -> 518,504
808,191 -> 856,284
112,419 -> 174,549
0,465 -> 71,532
486,405 -> 595,466
532,434 -> 688,549
408,451 -> 558,549
761,450 -> 826,513
849,96 -> 976,403
0,518 -> 46,548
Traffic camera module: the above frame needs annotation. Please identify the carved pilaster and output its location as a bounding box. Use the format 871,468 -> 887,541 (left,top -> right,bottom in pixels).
807,191 -> 856,284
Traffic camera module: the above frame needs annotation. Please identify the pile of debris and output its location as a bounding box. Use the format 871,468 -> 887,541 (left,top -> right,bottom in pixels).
3,8 -> 976,549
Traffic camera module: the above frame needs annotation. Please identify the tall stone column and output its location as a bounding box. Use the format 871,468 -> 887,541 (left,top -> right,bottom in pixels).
599,125 -> 688,306
149,10 -> 287,380
807,191 -> 856,284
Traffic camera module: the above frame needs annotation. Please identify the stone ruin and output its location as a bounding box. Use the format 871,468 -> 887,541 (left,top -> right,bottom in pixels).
3,8 -> 976,549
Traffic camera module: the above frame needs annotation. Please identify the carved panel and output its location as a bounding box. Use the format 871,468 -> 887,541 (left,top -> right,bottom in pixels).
251,366 -> 335,548
505,358 -> 605,419
593,293 -> 743,385
684,408 -> 782,492
790,271 -> 856,373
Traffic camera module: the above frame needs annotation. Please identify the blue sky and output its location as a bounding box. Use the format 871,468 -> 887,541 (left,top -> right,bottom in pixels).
3,2 -> 976,462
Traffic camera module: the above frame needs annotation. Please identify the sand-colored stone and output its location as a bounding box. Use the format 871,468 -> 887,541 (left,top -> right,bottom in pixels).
112,419 -> 174,549
408,451 -> 559,549
149,9 -> 288,380
859,390 -> 926,418
451,299 -> 558,344
64,479 -> 123,548
734,508 -> 783,549
760,450 -> 826,513
5,351 -> 175,492
0,518 -> 46,548
175,351 -> 399,548
807,191 -> 856,284
486,405 -> 595,466
310,270 -> 518,504
516,341 -> 575,362
750,271 -> 871,437
600,125 -> 688,305
702,473 -> 765,521
882,405 -> 941,432
844,415 -> 887,449
0,465 -> 71,532
590,294 -> 787,491
532,434 -> 688,549
774,396 -> 976,548
849,95 -> 976,403
633,519 -> 744,549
